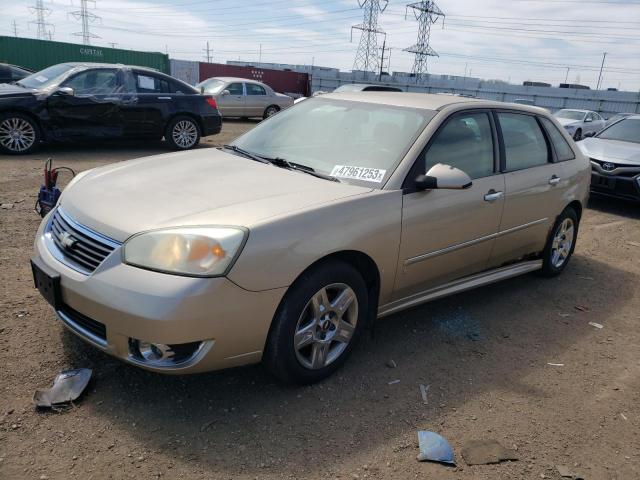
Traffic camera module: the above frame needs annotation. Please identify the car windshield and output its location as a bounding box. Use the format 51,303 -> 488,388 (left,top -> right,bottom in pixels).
555,110 -> 585,121
16,64 -> 76,89
197,78 -> 226,94
597,118 -> 640,144
231,97 -> 435,186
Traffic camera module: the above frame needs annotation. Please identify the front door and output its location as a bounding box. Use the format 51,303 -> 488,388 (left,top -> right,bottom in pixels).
394,110 -> 505,300
47,68 -> 123,139
217,82 -> 245,117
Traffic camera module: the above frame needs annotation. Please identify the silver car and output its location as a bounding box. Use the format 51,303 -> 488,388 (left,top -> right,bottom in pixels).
553,109 -> 606,141
578,114 -> 640,201
197,76 -> 293,119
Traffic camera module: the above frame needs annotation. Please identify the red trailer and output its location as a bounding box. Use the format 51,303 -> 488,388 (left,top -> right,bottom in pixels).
199,62 -> 310,97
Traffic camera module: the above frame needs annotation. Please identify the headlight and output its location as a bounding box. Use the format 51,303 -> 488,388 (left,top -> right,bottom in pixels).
123,227 -> 246,277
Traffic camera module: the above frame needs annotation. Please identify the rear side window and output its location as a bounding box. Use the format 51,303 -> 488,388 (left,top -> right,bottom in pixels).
539,117 -> 575,161
498,112 -> 549,171
423,112 -> 495,179
246,83 -> 266,95
135,73 -> 171,93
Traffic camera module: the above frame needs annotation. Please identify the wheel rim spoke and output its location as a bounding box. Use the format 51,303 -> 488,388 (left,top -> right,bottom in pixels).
334,320 -> 355,344
310,342 -> 330,369
332,288 -> 355,316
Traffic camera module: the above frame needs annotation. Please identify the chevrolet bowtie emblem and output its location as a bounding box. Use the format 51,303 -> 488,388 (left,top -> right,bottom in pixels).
58,231 -> 77,249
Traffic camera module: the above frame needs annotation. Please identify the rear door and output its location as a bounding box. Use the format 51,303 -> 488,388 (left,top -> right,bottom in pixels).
121,70 -> 177,138
245,82 -> 269,117
394,110 -> 506,300
217,82 -> 245,117
47,68 -> 123,139
487,111 -> 568,267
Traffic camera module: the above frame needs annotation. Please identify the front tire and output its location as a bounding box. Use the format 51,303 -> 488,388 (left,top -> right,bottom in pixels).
264,260 -> 368,384
165,115 -> 201,150
0,112 -> 40,155
541,207 -> 579,277
573,129 -> 582,141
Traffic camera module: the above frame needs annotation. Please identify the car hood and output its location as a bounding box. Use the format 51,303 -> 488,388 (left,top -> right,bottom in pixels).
0,83 -> 36,98
555,117 -> 580,127
60,149 -> 373,242
579,137 -> 640,165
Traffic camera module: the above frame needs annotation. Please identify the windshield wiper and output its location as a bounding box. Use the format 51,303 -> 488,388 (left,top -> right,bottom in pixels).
267,157 -> 340,182
222,144 -> 270,164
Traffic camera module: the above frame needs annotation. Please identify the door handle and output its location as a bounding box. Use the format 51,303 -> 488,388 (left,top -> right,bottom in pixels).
484,190 -> 504,202
158,96 -> 172,100
549,175 -> 561,185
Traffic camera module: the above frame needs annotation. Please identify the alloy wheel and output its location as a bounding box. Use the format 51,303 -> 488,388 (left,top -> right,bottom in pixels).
0,117 -> 36,152
293,283 -> 358,370
550,218 -> 574,268
172,120 -> 198,148
265,106 -> 278,117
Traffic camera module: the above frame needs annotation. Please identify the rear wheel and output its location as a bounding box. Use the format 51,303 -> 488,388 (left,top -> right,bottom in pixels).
263,105 -> 279,119
0,113 -> 40,154
165,115 -> 200,150
264,260 -> 368,384
541,207 -> 579,277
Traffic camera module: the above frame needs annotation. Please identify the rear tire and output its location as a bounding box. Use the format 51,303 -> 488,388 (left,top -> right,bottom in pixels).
540,207 -> 579,277
264,260 -> 368,384
165,115 -> 201,150
263,105 -> 279,119
0,112 -> 40,155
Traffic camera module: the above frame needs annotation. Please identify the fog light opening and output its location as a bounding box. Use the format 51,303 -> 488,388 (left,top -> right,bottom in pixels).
128,338 -> 205,366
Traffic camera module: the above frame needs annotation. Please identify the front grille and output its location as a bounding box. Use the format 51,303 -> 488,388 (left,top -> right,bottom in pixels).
48,209 -> 119,274
59,304 -> 107,342
591,159 -> 640,178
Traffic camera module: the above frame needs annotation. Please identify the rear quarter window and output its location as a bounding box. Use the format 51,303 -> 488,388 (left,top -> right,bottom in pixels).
539,117 -> 575,161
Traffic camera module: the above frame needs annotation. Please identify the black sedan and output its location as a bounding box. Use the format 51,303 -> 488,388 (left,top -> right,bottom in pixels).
0,63 -> 32,84
0,63 -> 222,154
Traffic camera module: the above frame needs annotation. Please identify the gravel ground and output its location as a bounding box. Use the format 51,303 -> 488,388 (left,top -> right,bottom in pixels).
1,122 -> 639,479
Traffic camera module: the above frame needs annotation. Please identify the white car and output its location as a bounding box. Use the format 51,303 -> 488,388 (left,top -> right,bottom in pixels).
553,109 -> 605,141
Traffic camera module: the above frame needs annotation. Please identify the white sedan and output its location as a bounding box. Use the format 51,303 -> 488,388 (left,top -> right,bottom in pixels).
553,109 -> 606,141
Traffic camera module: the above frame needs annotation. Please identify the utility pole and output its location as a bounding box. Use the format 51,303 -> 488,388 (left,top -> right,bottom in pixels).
108,42 -> 117,48
564,67 -> 570,83
203,41 -> 212,63
352,0 -> 388,74
404,0 -> 445,81
596,52 -> 607,90
11,20 -> 19,37
378,37 -> 387,80
29,1 -> 54,40
70,0 -> 101,45
259,43 -> 262,64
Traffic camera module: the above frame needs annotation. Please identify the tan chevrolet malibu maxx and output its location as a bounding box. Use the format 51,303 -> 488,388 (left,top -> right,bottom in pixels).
32,93 -> 590,384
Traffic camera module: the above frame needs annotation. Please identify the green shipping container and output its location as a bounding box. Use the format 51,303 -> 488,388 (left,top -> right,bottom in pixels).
0,36 -> 170,74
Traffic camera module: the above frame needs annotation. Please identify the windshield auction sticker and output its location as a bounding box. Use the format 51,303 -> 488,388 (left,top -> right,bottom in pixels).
330,165 -> 387,183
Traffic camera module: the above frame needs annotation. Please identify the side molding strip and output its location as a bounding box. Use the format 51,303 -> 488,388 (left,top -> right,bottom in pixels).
378,259 -> 543,317
405,218 -> 548,266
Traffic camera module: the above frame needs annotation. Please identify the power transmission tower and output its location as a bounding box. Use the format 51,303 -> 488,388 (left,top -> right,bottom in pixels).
11,20 -> 19,37
29,0 -> 54,40
404,0 -> 445,80
70,0 -> 101,45
351,0 -> 388,73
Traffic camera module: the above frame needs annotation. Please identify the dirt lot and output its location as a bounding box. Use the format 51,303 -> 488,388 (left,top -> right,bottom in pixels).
1,121 -> 639,480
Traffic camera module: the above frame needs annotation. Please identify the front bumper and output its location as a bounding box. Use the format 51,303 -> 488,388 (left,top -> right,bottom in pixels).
33,213 -> 286,374
590,162 -> 640,202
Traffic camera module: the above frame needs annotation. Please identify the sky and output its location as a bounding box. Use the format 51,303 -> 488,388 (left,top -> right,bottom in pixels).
2,0 -> 640,91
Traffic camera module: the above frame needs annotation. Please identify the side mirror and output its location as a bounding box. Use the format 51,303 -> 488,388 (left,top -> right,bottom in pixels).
414,163 -> 473,191
584,131 -> 595,138
56,87 -> 75,97
221,89 -> 230,96
584,117 -> 592,123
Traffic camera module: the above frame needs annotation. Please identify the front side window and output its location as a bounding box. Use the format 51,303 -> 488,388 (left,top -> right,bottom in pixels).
63,69 -> 119,95
231,97 -> 434,186
246,83 -> 266,95
498,112 -> 549,171
539,117 -> 575,161
226,83 -> 244,95
423,112 -> 495,179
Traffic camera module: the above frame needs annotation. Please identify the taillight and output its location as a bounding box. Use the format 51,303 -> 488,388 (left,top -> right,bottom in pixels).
205,96 -> 217,109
